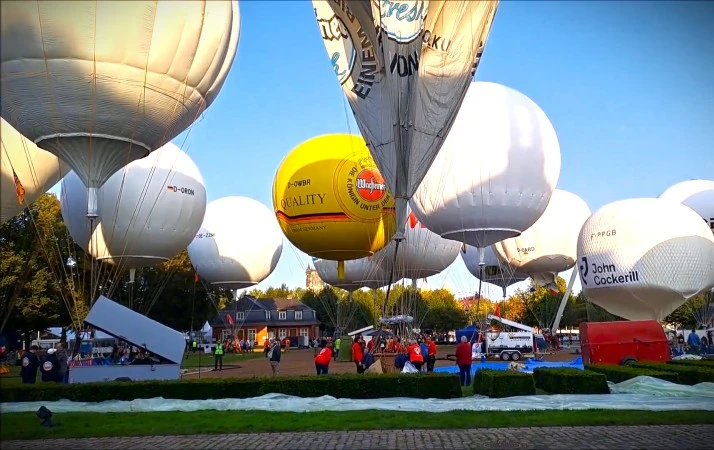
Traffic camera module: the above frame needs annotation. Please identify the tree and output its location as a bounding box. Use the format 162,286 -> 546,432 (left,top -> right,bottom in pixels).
0,194 -> 87,347
421,289 -> 468,332
665,293 -> 713,330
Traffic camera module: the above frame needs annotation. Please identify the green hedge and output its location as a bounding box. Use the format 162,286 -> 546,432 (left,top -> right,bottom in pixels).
632,363 -> 714,385
0,373 -> 462,403
585,364 -> 680,384
473,369 -> 535,398
668,359 -> 714,369
532,368 -> 609,394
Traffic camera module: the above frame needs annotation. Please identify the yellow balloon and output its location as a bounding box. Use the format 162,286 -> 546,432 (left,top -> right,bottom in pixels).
273,134 -> 396,262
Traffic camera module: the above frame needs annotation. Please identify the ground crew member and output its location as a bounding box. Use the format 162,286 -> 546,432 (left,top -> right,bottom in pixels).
214,342 -> 224,371
426,336 -> 437,372
192,340 -> 197,353
314,340 -> 333,375
333,337 -> 341,360
407,339 -> 424,372
20,345 -> 40,384
40,348 -> 62,382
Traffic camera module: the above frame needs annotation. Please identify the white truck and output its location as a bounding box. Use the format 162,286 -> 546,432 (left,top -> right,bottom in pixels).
481,314 -> 535,362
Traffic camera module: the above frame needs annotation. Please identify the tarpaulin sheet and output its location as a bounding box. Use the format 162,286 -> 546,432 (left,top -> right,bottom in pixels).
2,377 -> 713,414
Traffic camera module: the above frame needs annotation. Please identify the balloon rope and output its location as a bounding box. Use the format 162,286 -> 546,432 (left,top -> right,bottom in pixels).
381,240 -> 401,321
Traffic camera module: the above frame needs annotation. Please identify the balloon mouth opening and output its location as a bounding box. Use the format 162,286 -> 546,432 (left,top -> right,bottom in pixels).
441,228 -> 522,248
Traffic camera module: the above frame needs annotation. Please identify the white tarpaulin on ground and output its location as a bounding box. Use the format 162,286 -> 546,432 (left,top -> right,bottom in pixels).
3,377 -> 713,414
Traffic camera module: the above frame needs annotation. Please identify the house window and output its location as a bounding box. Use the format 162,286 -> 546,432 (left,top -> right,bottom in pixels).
247,329 -> 256,343
236,311 -> 244,321
279,328 -> 287,339
300,327 -> 309,337
279,311 -> 286,320
295,311 -> 303,320
265,310 -> 270,321
221,330 -> 232,341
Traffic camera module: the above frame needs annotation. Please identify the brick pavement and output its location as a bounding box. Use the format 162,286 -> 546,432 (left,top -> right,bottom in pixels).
4,425 -> 714,450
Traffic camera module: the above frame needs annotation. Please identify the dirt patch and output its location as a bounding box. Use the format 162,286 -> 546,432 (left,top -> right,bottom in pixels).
183,346 -> 580,379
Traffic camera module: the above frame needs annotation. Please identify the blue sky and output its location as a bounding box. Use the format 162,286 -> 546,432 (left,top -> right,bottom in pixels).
59,1 -> 714,300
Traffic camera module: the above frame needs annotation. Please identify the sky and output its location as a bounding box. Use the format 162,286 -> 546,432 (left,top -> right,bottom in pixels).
50,1 -> 714,300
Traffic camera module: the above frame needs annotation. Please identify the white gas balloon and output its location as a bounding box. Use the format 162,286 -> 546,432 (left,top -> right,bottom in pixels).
187,196 -> 283,291
314,258 -> 388,292
410,81 -> 561,248
577,198 -> 714,322
61,143 -> 206,268
461,245 -> 528,298
377,209 -> 461,281
1,0 -> 240,217
1,118 -> 67,223
494,189 -> 592,288
659,180 -> 714,234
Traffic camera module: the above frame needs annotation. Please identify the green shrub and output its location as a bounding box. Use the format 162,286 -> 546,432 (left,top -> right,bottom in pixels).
473,370 -> 535,398
586,364 -> 679,384
668,359 -> 714,369
532,368 -> 609,394
632,363 -> 714,385
0,373 -> 462,403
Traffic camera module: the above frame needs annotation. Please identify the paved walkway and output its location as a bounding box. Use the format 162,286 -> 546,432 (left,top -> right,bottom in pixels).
4,425 -> 714,449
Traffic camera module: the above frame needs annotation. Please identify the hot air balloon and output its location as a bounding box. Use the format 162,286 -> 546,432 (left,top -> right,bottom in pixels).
314,258 -> 389,292
187,196 -> 283,292
1,0 -> 240,218
60,143 -> 206,270
577,198 -> 714,322
494,190 -> 591,289
376,210 -> 461,282
410,81 -> 562,249
272,134 -> 396,277
1,118 -> 67,223
461,245 -> 528,298
312,0 -> 499,239
659,180 -> 714,234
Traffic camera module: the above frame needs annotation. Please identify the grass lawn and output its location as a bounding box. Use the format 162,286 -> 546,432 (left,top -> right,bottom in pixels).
181,351 -> 263,368
1,409 -> 709,440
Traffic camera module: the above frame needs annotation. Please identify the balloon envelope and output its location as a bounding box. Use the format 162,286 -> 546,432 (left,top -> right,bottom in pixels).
311,0 -> 499,236
1,118 -> 67,223
377,209 -> 461,281
272,134 -> 396,262
577,198 -> 714,322
1,0 -> 239,215
314,257 -> 389,292
461,244 -> 528,297
61,143 -> 206,268
659,180 -> 714,234
410,81 -> 561,248
188,196 -> 283,290
494,189 -> 591,287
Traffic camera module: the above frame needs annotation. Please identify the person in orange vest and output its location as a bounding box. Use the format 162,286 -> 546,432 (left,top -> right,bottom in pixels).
352,335 -> 365,374
314,340 -> 333,375
426,335 -> 437,373
407,339 -> 424,372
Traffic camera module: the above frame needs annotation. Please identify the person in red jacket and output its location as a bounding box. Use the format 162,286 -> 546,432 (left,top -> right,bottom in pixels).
314,340 -> 333,375
426,336 -> 437,373
352,335 -> 365,374
407,339 -> 424,372
455,336 -> 473,386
